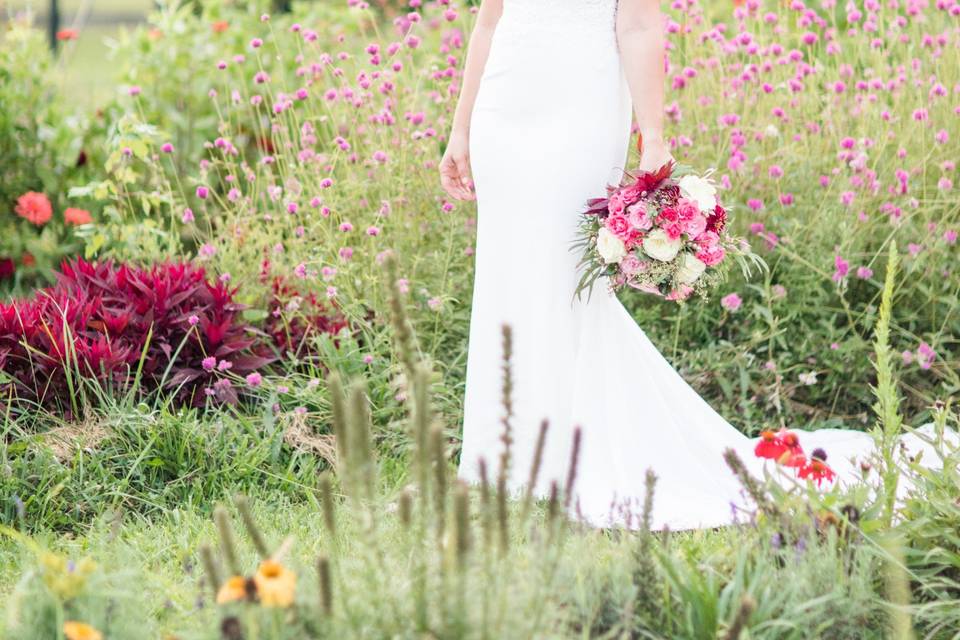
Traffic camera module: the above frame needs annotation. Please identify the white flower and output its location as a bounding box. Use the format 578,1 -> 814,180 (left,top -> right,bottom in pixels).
677,174 -> 718,212
596,227 -> 626,264
643,228 -> 682,262
798,371 -> 818,386
764,124 -> 780,138
676,252 -> 707,284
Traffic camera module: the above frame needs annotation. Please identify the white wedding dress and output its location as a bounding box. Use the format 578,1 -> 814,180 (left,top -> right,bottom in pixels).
458,0 -> 940,530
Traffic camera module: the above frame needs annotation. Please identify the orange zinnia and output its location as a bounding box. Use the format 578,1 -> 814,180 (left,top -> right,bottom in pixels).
212,20 -> 229,33
64,207 -> 93,225
15,192 -> 53,226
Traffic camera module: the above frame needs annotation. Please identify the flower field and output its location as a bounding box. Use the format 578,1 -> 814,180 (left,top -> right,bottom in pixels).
1,0 -> 959,638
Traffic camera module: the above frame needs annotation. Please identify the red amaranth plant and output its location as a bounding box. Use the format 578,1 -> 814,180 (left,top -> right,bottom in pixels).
0,259 -> 273,413
261,268 -> 351,358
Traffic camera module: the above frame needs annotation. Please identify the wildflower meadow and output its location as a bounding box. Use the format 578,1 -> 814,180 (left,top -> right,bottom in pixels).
1,0 -> 959,638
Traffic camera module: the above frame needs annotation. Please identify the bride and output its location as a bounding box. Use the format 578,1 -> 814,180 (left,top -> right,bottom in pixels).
438,0 -> 926,530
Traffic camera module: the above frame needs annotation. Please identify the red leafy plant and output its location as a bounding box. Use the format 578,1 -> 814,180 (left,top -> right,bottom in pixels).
0,259 -> 273,413
260,260 -> 351,359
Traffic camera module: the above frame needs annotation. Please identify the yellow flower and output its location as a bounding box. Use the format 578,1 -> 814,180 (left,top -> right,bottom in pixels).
253,560 -> 296,608
216,575 -> 249,605
63,621 -> 103,640
40,553 -> 97,601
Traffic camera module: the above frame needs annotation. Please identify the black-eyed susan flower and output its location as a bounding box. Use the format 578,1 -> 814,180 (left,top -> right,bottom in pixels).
253,560 -> 296,608
63,621 -> 103,640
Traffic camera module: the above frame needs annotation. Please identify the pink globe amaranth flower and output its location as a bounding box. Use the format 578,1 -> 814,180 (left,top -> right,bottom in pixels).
944,230 -> 958,245
362,354 -> 374,365
339,221 -> 354,232
856,266 -> 873,279
366,225 -> 380,236
202,356 -> 217,372
286,202 -> 298,214
161,142 -> 174,153
832,255 -> 850,282
339,247 -> 354,261
771,284 -> 787,300
245,372 -> 263,388
747,198 -> 764,212
326,286 -> 337,300
128,85 -> 141,96
908,243 -> 923,257
721,293 -> 743,312
917,342 -> 936,370
780,193 -> 795,206
938,177 -> 954,191
901,350 -> 914,365
196,185 -> 209,199
199,243 -> 216,258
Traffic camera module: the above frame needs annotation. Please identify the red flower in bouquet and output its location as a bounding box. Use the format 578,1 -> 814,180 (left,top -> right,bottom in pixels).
798,448 -> 836,487
15,192 -> 53,226
707,204 -> 727,233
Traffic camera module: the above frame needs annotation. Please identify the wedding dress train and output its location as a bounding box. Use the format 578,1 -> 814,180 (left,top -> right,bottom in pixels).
457,0 -> 939,530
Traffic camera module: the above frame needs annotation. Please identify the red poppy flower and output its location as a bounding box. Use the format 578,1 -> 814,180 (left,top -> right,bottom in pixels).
212,20 -> 229,33
15,192 -> 53,226
56,28 -> 79,41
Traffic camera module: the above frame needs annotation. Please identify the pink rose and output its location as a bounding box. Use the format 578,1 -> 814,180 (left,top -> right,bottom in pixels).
683,214 -> 707,238
619,253 -> 644,276
608,193 -> 627,215
619,183 -> 642,206
605,214 -> 632,240
696,245 -> 726,267
626,202 -> 653,231
696,230 -> 720,248
676,198 -> 700,222
659,206 -> 679,224
664,222 -> 684,240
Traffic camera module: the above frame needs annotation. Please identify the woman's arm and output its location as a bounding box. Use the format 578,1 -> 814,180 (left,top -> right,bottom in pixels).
616,0 -> 673,171
440,0 -> 503,201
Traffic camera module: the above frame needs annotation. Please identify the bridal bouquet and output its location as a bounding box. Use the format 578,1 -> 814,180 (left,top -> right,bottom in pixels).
574,151 -> 757,302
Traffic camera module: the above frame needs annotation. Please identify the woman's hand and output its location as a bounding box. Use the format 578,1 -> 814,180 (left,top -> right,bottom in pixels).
440,130 -> 476,201
638,136 -> 674,172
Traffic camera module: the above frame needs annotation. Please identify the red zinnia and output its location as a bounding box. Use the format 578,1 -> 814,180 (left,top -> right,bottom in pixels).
56,28 -> 79,41
64,208 -> 93,225
212,20 -> 229,33
15,192 -> 53,226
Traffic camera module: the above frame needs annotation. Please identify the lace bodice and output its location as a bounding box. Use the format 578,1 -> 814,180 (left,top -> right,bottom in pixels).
500,0 -> 619,36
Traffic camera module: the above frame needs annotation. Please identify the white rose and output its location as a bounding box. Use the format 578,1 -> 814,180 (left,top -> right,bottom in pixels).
596,226 -> 626,264
675,252 -> 707,284
677,174 -> 718,212
643,228 -> 682,262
